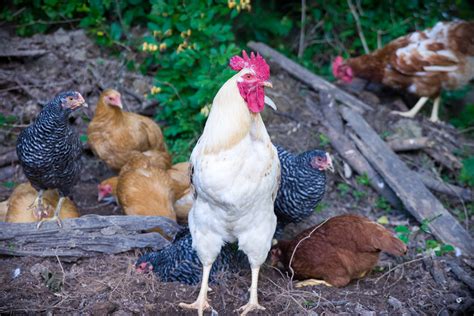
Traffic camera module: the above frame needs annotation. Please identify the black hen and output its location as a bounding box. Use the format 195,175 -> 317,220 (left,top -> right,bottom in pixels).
16,91 -> 87,227
275,145 -> 334,236
135,228 -> 249,285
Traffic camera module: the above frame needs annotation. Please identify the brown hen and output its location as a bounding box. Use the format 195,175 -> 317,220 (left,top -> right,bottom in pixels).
333,21 -> 474,122
87,89 -> 169,171
5,182 -> 79,223
271,214 -> 407,288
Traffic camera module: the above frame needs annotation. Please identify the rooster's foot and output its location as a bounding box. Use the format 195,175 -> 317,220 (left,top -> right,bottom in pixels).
295,279 -> 332,288
37,215 -> 63,229
236,302 -> 266,316
179,299 -> 212,316
390,110 -> 416,119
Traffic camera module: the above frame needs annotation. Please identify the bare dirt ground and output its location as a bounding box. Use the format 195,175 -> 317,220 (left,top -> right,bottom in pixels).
0,28 -> 473,315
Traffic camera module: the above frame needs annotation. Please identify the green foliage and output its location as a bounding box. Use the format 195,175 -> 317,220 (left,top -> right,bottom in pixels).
318,133 -> 330,147
356,173 -> 370,186
459,157 -> 474,187
337,182 -> 350,196
314,202 -> 327,213
395,225 -> 410,244
352,189 -> 366,201
450,104 -> 474,130
2,181 -> 16,189
425,239 -> 455,256
0,114 -> 17,128
375,197 -> 391,212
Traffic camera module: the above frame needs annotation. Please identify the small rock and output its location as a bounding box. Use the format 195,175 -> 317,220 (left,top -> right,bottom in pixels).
30,262 -> 50,278
90,301 -> 119,316
54,28 -> 71,46
387,296 -> 403,310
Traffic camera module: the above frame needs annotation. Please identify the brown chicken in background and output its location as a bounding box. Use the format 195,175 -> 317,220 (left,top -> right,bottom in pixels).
5,182 -> 79,223
333,21 -> 474,122
271,214 -> 407,288
87,89 -> 169,171
97,156 -> 192,223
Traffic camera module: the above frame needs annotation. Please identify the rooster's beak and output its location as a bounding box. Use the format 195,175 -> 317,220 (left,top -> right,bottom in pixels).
262,81 -> 273,88
264,96 -> 277,111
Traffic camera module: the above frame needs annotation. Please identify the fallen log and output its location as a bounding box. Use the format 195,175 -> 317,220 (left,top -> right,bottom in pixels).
416,172 -> 473,202
247,41 -> 373,112
447,261 -> 474,290
341,107 -> 474,255
0,149 -> 18,167
0,214 -> 181,257
307,95 -> 402,209
387,137 -> 432,152
0,49 -> 48,58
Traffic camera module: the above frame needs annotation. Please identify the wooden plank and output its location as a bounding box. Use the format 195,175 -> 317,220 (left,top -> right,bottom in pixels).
306,95 -> 402,209
247,41 -> 373,112
0,215 -> 181,257
341,107 -> 474,255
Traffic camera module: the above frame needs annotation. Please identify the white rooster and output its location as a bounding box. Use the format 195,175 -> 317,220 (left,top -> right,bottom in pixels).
179,51 -> 280,315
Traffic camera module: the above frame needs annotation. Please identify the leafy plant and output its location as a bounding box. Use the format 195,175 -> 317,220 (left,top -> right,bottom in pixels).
425,239 -> 455,256
337,182 -> 350,196
352,189 -> 366,201
375,197 -> 391,212
314,202 -> 327,213
356,173 -> 370,186
318,133 -> 330,147
395,225 -> 410,244
459,157 -> 474,187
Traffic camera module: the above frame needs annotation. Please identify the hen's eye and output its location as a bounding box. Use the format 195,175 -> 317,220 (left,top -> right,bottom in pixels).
68,97 -> 73,101
244,74 -> 252,80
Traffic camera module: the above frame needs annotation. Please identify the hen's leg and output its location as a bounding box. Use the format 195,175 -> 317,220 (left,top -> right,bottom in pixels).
237,266 -> 265,315
29,190 -> 45,219
37,196 -> 64,229
429,96 -> 441,123
295,279 -> 332,288
179,263 -> 213,315
392,96 -> 429,118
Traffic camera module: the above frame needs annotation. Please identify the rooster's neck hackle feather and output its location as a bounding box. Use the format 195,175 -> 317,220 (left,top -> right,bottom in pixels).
198,71 -> 257,154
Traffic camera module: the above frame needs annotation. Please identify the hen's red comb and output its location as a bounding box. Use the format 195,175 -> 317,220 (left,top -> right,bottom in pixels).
229,50 -> 270,81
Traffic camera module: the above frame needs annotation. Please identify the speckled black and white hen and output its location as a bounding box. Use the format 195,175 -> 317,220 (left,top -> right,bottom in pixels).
274,145 -> 334,236
16,91 -> 87,228
135,228 -> 249,285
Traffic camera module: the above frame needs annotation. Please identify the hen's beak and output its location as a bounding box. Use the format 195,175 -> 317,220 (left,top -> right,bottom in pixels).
72,95 -> 88,109
264,96 -> 277,111
326,153 -> 335,173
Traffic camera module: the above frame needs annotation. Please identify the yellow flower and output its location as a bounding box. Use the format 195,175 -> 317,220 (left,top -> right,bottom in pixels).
177,44 -> 185,54
159,43 -> 167,52
200,105 -> 211,117
164,29 -> 172,36
153,30 -> 162,37
180,31 -> 186,38
151,86 -> 162,95
97,31 -> 104,36
228,0 -> 236,9
142,42 -> 149,51
187,29 -> 192,36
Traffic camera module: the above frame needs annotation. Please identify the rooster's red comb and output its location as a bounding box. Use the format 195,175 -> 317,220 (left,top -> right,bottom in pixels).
229,50 -> 270,81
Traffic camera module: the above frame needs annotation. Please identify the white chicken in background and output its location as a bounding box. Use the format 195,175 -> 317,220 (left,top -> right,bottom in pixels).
179,51 -> 280,315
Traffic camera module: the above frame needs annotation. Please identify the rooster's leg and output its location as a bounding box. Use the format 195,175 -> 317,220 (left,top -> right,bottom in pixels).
295,279 -> 332,288
37,196 -> 64,229
429,96 -> 441,123
179,264 -> 213,315
237,266 -> 266,316
392,96 -> 429,118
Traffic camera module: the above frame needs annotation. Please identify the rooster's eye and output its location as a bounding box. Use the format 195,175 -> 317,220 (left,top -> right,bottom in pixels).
244,74 -> 252,80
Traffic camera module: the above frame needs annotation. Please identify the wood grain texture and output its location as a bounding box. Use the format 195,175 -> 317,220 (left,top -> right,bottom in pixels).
0,215 -> 181,257
341,106 -> 474,255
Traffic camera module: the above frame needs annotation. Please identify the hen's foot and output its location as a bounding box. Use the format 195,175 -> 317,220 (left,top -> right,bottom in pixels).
237,302 -> 265,316
295,279 -> 332,288
179,299 -> 211,316
29,193 -> 47,220
36,215 -> 63,229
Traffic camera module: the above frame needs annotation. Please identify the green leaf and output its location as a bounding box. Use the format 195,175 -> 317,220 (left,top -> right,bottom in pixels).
395,225 -> 410,233
2,181 -> 15,189
377,215 -> 389,225
110,22 -> 122,41
80,134 -> 88,143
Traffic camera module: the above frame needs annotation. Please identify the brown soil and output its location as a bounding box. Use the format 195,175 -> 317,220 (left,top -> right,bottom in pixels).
0,28 -> 472,315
